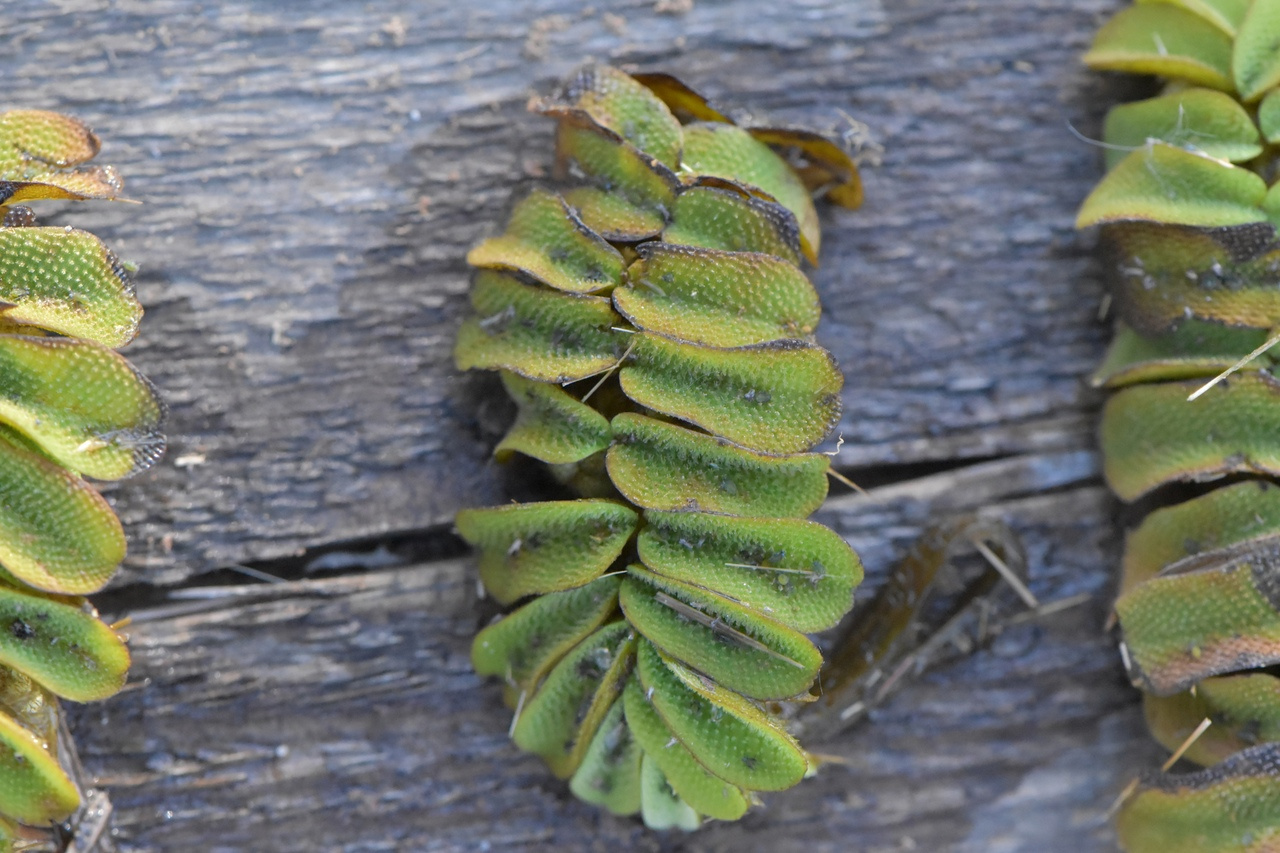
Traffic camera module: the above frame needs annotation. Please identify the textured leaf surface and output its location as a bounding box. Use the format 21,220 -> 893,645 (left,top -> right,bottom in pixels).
568,699 -> 643,817
492,371 -> 611,465
552,121 -> 680,215
636,642 -> 809,792
605,413 -> 829,517
0,110 -> 123,202
1116,536 -> 1280,694
620,567 -> 821,700
614,244 -> 820,347
0,335 -> 164,480
0,227 -> 141,347
562,186 -> 664,243
1077,143 -> 1266,229
621,333 -> 843,455
1101,222 -> 1280,333
454,270 -> 621,383
637,752 -> 702,831
0,434 -> 125,595
622,673 -> 748,822
0,581 -> 128,702
637,510 -> 860,633
546,65 -> 683,170
511,622 -> 634,778
663,185 -> 801,265
1143,674 -> 1280,766
1092,321 -> 1275,388
0,712 -> 78,825
456,501 -> 636,605
1116,744 -> 1280,853
1120,480 -> 1280,594
466,189 -> 624,294
1232,0 -> 1280,100
470,576 -> 622,692
681,124 -> 821,261
1101,372 -> 1280,501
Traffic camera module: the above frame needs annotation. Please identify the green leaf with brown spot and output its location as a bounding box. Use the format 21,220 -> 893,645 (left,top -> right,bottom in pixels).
1143,674 -> 1280,767
681,124 -> 822,262
0,110 -> 124,203
606,413 -> 829,518
1101,372 -> 1280,501
1121,480 -> 1280,595
453,270 -> 622,383
0,111 -> 100,171
664,185 -> 801,265
1116,743 -> 1280,853
0,580 -> 128,702
512,622 -> 635,778
620,567 -> 821,700
620,332 -> 842,455
1100,222 -> 1280,334
637,510 -> 860,632
0,227 -> 142,347
470,576 -> 622,696
456,501 -> 637,605
1116,534 -> 1280,694
614,244 -> 819,347
493,371 -> 611,465
622,665 -> 749,821
466,189 -> 624,294
543,65 -> 684,170
635,640 -> 809,792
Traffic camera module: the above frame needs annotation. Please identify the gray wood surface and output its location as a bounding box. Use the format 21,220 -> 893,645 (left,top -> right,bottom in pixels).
4,0 -> 1160,850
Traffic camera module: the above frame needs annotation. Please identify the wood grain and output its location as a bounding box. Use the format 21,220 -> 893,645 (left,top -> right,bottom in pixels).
5,0 -> 1156,849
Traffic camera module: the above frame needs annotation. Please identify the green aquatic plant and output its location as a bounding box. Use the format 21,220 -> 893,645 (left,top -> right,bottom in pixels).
454,66 -> 864,828
0,109 -> 163,847
1079,3 -> 1280,849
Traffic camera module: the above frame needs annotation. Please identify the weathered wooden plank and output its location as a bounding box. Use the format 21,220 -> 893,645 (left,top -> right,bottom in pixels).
6,0 -> 1162,850
70,458 -> 1151,852
5,0 -> 1120,583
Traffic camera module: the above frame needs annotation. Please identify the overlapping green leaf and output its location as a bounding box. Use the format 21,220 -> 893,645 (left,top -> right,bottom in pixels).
605,413 -> 830,517
455,66 -> 863,827
456,501 -> 636,605
620,566 -> 822,699
620,332 -> 843,455
681,124 -> 823,261
1084,5 -> 1234,89
0,227 -> 142,346
467,189 -> 625,294
614,244 -> 820,347
454,270 -> 622,383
